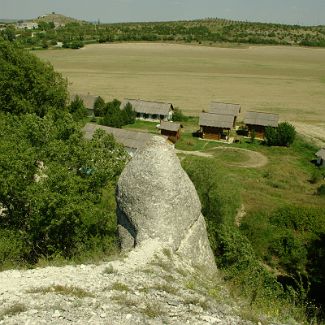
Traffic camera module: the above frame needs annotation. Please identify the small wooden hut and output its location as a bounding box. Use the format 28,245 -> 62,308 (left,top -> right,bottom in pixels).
121,99 -> 174,122
244,111 -> 279,138
209,102 -> 241,128
199,112 -> 234,140
159,121 -> 181,143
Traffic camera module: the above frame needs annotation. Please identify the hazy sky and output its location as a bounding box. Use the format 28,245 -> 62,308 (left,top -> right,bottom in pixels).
1,0 -> 325,25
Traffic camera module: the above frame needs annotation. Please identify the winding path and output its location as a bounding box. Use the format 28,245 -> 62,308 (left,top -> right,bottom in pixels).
176,146 -> 268,168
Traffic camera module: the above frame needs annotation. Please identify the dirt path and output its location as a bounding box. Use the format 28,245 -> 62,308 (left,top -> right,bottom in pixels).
292,122 -> 325,147
176,147 -> 268,168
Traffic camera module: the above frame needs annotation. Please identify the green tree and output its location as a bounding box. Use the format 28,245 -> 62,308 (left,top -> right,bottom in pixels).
265,126 -> 278,146
172,108 -> 188,122
122,102 -> 136,125
93,96 -> 106,117
0,113 -> 128,264
277,122 -> 296,146
0,40 -> 67,116
68,96 -> 88,121
265,122 -> 296,147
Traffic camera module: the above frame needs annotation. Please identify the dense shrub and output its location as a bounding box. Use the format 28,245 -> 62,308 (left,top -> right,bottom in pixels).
68,95 -> 88,121
172,108 -> 188,122
93,96 -> 106,117
0,42 -> 128,267
100,99 -> 135,128
0,113 -> 128,264
317,184 -> 325,196
265,122 -> 296,147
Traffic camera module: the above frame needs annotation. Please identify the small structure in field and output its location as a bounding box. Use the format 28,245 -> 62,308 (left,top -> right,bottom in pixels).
244,111 -> 279,138
71,94 -> 99,116
209,101 -> 241,128
199,112 -> 234,140
159,121 -> 181,143
83,123 -> 161,156
121,99 -> 174,122
316,148 -> 325,167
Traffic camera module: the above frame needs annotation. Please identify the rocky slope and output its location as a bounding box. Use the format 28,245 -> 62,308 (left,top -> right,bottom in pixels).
0,239 -> 256,324
0,137 -> 262,324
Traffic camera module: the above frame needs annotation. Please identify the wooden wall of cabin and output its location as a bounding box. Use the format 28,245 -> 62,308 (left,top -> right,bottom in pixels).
247,125 -> 266,139
201,126 -> 222,140
161,129 -> 180,143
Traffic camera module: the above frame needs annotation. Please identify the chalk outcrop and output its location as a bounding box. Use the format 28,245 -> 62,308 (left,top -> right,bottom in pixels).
116,136 -> 215,269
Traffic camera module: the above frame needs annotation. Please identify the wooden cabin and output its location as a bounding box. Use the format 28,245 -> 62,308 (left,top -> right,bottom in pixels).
244,111 -> 279,138
71,94 -> 99,116
121,99 -> 174,122
159,121 -> 181,143
209,102 -> 241,128
199,112 -> 234,140
316,148 -> 325,167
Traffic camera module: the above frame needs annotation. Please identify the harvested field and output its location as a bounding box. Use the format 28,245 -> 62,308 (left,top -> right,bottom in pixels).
35,43 -> 325,129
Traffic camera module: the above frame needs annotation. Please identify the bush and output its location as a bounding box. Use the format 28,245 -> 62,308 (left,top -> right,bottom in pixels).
277,122 -> 296,146
0,229 -> 28,269
100,100 -> 135,128
317,184 -> 325,196
265,122 -> 296,147
94,96 -> 106,117
68,96 -> 88,121
172,108 -> 188,122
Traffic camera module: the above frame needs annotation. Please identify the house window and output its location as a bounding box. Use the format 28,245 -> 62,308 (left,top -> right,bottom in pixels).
152,114 -> 158,120
160,115 -> 165,120
143,113 -> 149,119
136,113 -> 141,118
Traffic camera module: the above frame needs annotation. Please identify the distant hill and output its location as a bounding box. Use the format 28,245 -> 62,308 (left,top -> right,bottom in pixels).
0,19 -> 20,24
36,13 -> 86,25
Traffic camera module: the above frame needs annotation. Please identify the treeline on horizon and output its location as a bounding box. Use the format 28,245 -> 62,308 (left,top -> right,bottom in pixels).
1,17 -> 325,49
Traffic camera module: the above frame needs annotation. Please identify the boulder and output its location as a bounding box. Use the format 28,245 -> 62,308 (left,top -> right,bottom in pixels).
116,136 -> 216,269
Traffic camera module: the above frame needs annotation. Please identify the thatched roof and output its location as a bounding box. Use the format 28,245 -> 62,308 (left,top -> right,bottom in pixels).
244,111 -> 279,127
121,99 -> 173,116
71,94 -> 99,110
316,148 -> 325,160
159,121 -> 181,132
199,112 -> 234,129
83,123 -> 157,150
209,102 -> 241,116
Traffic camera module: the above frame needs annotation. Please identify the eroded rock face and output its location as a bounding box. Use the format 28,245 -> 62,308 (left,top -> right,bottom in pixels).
116,136 -> 216,269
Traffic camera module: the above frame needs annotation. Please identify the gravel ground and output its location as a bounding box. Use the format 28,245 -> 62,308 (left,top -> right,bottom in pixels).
0,240 -> 255,325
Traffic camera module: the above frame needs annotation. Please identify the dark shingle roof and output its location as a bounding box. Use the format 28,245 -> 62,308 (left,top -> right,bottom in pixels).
244,111 -> 279,127
199,112 -> 234,129
209,102 -> 241,116
159,121 -> 181,132
121,99 -> 173,116
82,123 -> 156,150
316,148 -> 325,160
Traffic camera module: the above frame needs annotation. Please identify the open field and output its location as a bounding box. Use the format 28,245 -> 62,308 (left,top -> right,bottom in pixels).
35,43 -> 325,130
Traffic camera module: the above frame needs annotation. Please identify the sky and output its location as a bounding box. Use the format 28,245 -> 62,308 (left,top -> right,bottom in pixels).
1,0 -> 325,26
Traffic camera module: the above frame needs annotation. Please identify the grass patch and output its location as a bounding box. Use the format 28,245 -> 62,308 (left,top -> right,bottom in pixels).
27,285 -> 94,298
151,283 -> 178,295
123,120 -> 159,134
110,282 -> 130,292
111,293 -> 138,308
142,301 -> 164,318
0,303 -> 27,320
